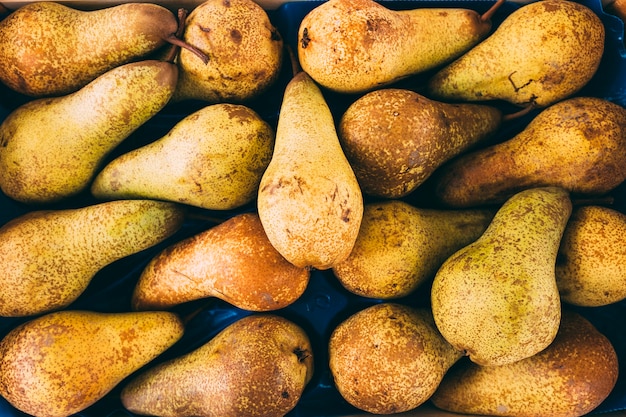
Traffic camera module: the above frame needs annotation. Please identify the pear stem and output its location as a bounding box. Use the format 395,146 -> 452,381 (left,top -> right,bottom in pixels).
480,0 -> 506,22
501,103 -> 536,122
163,8 -> 210,65
572,195 -> 615,206
286,43 -> 302,76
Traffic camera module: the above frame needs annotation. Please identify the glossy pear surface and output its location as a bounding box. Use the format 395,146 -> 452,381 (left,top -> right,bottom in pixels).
333,200 -> 494,299
339,88 -> 502,198
0,1 -> 178,96
0,310 -> 184,417
298,0 -> 495,94
91,103 -> 274,210
0,60 -> 178,204
121,314 -> 314,417
435,97 -> 626,208
431,310 -> 618,417
329,303 -> 463,414
257,71 -> 363,270
427,0 -> 604,107
431,187 -> 572,366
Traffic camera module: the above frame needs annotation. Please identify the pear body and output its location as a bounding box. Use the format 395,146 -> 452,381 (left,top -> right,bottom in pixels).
333,200 -> 494,299
298,0 -> 493,94
435,97 -> 626,208
0,59 -> 178,204
0,199 -> 184,317
427,0 -> 605,107
431,187 -> 572,366
329,303 -> 463,414
257,72 -> 363,270
339,88 -> 502,198
0,310 -> 184,417
91,103 -> 274,210
132,212 -> 310,312
121,314 -> 314,417
0,1 -> 178,96
431,310 -> 618,417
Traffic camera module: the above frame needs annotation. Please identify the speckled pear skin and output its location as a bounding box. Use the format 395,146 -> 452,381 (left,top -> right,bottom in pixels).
328,303 -> 463,415
557,205 -> 626,307
0,2 -> 179,97
431,187 -> 572,366
430,310 -> 619,417
121,314 -> 314,417
0,310 -> 185,417
427,0 -> 605,107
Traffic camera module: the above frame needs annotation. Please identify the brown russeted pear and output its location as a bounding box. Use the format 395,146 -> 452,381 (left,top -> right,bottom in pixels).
297,0 -> 504,94
435,97 -> 626,208
430,310 -> 618,417
257,71 -> 363,270
132,212 -> 310,312
0,59 -> 178,204
427,0 -> 605,108
329,303 -> 463,414
332,200 -> 494,299
556,205 -> 626,307
0,199 -> 185,317
0,2 -> 181,97
339,88 -> 503,198
91,103 -> 275,210
431,187 -> 572,366
121,314 -> 314,417
0,310 -> 185,417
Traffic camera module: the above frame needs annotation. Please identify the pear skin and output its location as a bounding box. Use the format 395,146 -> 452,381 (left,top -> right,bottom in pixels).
0,59 -> 178,204
431,310 -> 618,417
332,200 -> 494,299
0,310 -> 184,417
121,314 -> 314,417
0,2 -> 179,96
431,187 -> 572,366
257,71 -> 363,270
0,199 -> 185,317
339,88 -> 503,198
132,212 -> 310,312
329,303 -> 463,414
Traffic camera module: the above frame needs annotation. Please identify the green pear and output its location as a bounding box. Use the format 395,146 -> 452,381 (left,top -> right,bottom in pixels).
0,199 -> 185,317
329,303 -> 463,414
435,97 -> 626,208
333,200 -> 494,299
257,71 -> 363,270
0,310 -> 185,417
0,1 -> 180,96
91,103 -> 274,210
0,59 -> 178,204
430,310 -> 618,417
339,88 -> 503,198
427,0 -> 605,108
121,314 -> 314,417
297,0 -> 504,94
431,187 -> 572,366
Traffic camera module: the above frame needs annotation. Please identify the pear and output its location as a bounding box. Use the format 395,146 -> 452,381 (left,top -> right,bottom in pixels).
332,200 -> 494,299
431,187 -> 572,366
121,314 -> 314,417
173,0 -> 283,103
0,199 -> 185,317
0,59 -> 178,204
556,205 -> 626,307
297,0 -> 504,94
435,97 -> 626,208
91,103 -> 274,210
427,0 -> 605,108
257,71 -> 363,270
430,310 -> 619,417
0,2 -> 180,97
329,303 -> 463,414
0,309 -> 185,417
339,88 -> 503,198
132,212 -> 310,312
